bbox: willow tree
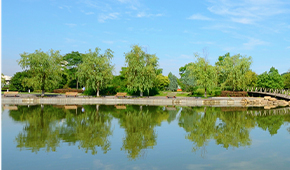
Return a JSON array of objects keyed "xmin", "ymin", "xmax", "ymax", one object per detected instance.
[
  {"xmin": 18, "ymin": 49, "xmax": 63, "ymax": 96},
  {"xmin": 188, "ymin": 53, "xmax": 217, "ymax": 97},
  {"xmin": 215, "ymin": 53, "xmax": 252, "ymax": 90},
  {"xmin": 77, "ymin": 48, "xmax": 114, "ymax": 97},
  {"xmin": 1, "ymin": 73, "xmax": 5, "ymax": 87},
  {"xmin": 125, "ymin": 45, "xmax": 159, "ymax": 96}
]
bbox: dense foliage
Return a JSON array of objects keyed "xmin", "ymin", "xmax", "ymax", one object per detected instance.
[
  {"xmin": 18, "ymin": 49, "xmax": 63, "ymax": 96},
  {"xmin": 256, "ymin": 67, "xmax": 284, "ymax": 89},
  {"xmin": 125, "ymin": 45, "xmax": 159, "ymax": 96},
  {"xmin": 12, "ymin": 47, "xmax": 288, "ymax": 96}
]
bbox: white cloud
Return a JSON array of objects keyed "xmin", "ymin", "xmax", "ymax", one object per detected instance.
[
  {"xmin": 102, "ymin": 40, "xmax": 114, "ymax": 44},
  {"xmin": 190, "ymin": 41, "xmax": 215, "ymax": 45},
  {"xmin": 81, "ymin": 10, "xmax": 94, "ymax": 15},
  {"xmin": 136, "ymin": 12, "xmax": 164, "ymax": 18},
  {"xmin": 65, "ymin": 38, "xmax": 76, "ymax": 43},
  {"xmin": 64, "ymin": 23, "xmax": 77, "ymax": 27},
  {"xmin": 98, "ymin": 12, "xmax": 120, "ymax": 22},
  {"xmin": 187, "ymin": 14, "xmax": 212, "ymax": 21},
  {"xmin": 118, "ymin": 0, "xmax": 140, "ymax": 10},
  {"xmin": 231, "ymin": 17, "xmax": 253, "ymax": 24},
  {"xmin": 243, "ymin": 38, "xmax": 268, "ymax": 50},
  {"xmin": 207, "ymin": 0, "xmax": 289, "ymax": 24}
]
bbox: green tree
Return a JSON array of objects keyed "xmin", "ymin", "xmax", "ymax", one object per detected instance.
[
  {"xmin": 244, "ymin": 70, "xmax": 258, "ymax": 87},
  {"xmin": 179, "ymin": 63, "xmax": 195, "ymax": 91},
  {"xmin": 256, "ymin": 67, "xmax": 284, "ymax": 89},
  {"xmin": 63, "ymin": 51, "xmax": 83, "ymax": 89},
  {"xmin": 168, "ymin": 72, "xmax": 178, "ymax": 91},
  {"xmin": 1, "ymin": 73, "xmax": 6, "ymax": 87},
  {"xmin": 155, "ymin": 74, "xmax": 169, "ymax": 91},
  {"xmin": 18, "ymin": 49, "xmax": 63, "ymax": 96},
  {"xmin": 77, "ymin": 48, "xmax": 114, "ymax": 97},
  {"xmin": 215, "ymin": 53, "xmax": 252, "ymax": 90},
  {"xmin": 125, "ymin": 45, "xmax": 159, "ymax": 96},
  {"xmin": 9, "ymin": 71, "xmax": 33, "ymax": 92},
  {"xmin": 189, "ymin": 53, "xmax": 217, "ymax": 97},
  {"xmin": 282, "ymin": 72, "xmax": 290, "ymax": 89}
]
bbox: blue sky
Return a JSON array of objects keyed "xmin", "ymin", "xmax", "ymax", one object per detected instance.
[{"xmin": 2, "ymin": 0, "xmax": 290, "ymax": 77}]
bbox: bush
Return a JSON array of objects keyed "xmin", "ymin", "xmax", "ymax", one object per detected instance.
[{"xmin": 53, "ymin": 89, "xmax": 83, "ymax": 93}]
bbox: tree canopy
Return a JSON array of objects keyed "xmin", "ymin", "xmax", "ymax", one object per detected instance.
[
  {"xmin": 215, "ymin": 53, "xmax": 252, "ymax": 90},
  {"xmin": 188, "ymin": 53, "xmax": 217, "ymax": 97},
  {"xmin": 168, "ymin": 72, "xmax": 178, "ymax": 91},
  {"xmin": 256, "ymin": 67, "xmax": 284, "ymax": 89},
  {"xmin": 125, "ymin": 45, "xmax": 159, "ymax": 96},
  {"xmin": 63, "ymin": 51, "xmax": 83, "ymax": 89},
  {"xmin": 18, "ymin": 49, "xmax": 63, "ymax": 96},
  {"xmin": 77, "ymin": 48, "xmax": 114, "ymax": 97}
]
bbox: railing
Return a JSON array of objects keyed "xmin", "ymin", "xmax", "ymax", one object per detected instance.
[{"xmin": 245, "ymin": 87, "xmax": 290, "ymax": 99}]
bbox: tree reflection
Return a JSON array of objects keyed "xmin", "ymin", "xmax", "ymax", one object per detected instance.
[
  {"xmin": 179, "ymin": 107, "xmax": 256, "ymax": 156},
  {"xmin": 117, "ymin": 106, "xmax": 170, "ymax": 160},
  {"xmin": 8, "ymin": 104, "xmax": 290, "ymax": 158},
  {"xmin": 10, "ymin": 105, "xmax": 66, "ymax": 153},
  {"xmin": 9, "ymin": 105, "xmax": 112, "ymax": 155}
]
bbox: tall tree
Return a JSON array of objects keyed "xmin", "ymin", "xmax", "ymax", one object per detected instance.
[
  {"xmin": 125, "ymin": 45, "xmax": 159, "ymax": 96},
  {"xmin": 282, "ymin": 72, "xmax": 290, "ymax": 89},
  {"xmin": 179, "ymin": 63, "xmax": 195, "ymax": 91},
  {"xmin": 77, "ymin": 48, "xmax": 114, "ymax": 97},
  {"xmin": 9, "ymin": 71, "xmax": 33, "ymax": 92},
  {"xmin": 256, "ymin": 67, "xmax": 284, "ymax": 89},
  {"xmin": 215, "ymin": 53, "xmax": 252, "ymax": 90},
  {"xmin": 168, "ymin": 72, "xmax": 178, "ymax": 91},
  {"xmin": 244, "ymin": 70, "xmax": 258, "ymax": 87},
  {"xmin": 189, "ymin": 53, "xmax": 217, "ymax": 97},
  {"xmin": 155, "ymin": 74, "xmax": 169, "ymax": 91},
  {"xmin": 18, "ymin": 49, "xmax": 63, "ymax": 96},
  {"xmin": 1, "ymin": 73, "xmax": 6, "ymax": 87},
  {"xmin": 63, "ymin": 51, "xmax": 83, "ymax": 89}
]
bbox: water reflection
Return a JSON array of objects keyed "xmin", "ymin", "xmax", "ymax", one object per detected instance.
[{"xmin": 7, "ymin": 105, "xmax": 290, "ymax": 160}]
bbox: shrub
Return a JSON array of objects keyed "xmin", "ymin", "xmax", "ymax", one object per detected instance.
[{"xmin": 53, "ymin": 89, "xmax": 83, "ymax": 93}]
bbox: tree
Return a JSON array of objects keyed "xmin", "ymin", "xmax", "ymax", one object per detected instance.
[
  {"xmin": 179, "ymin": 63, "xmax": 195, "ymax": 91},
  {"xmin": 188, "ymin": 53, "xmax": 217, "ymax": 97},
  {"xmin": 77, "ymin": 48, "xmax": 114, "ymax": 97},
  {"xmin": 9, "ymin": 71, "xmax": 33, "ymax": 92},
  {"xmin": 125, "ymin": 45, "xmax": 159, "ymax": 96},
  {"xmin": 18, "ymin": 49, "xmax": 63, "ymax": 96},
  {"xmin": 1, "ymin": 73, "xmax": 6, "ymax": 87},
  {"xmin": 155, "ymin": 74, "xmax": 169, "ymax": 91},
  {"xmin": 282, "ymin": 73, "xmax": 290, "ymax": 89},
  {"xmin": 256, "ymin": 67, "xmax": 284, "ymax": 89},
  {"xmin": 215, "ymin": 53, "xmax": 252, "ymax": 90},
  {"xmin": 63, "ymin": 51, "xmax": 83, "ymax": 89},
  {"xmin": 244, "ymin": 70, "xmax": 258, "ymax": 87},
  {"xmin": 168, "ymin": 72, "xmax": 178, "ymax": 91}
]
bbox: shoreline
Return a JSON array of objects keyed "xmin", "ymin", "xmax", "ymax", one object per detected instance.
[{"xmin": 1, "ymin": 96, "xmax": 285, "ymax": 107}]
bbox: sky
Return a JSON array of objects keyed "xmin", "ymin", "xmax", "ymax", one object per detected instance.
[{"xmin": 2, "ymin": 0, "xmax": 290, "ymax": 77}]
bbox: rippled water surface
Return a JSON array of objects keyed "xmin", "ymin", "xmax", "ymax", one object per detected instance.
[{"xmin": 2, "ymin": 105, "xmax": 290, "ymax": 170}]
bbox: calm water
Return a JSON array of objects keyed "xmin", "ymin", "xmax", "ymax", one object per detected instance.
[{"xmin": 2, "ymin": 105, "xmax": 290, "ymax": 170}]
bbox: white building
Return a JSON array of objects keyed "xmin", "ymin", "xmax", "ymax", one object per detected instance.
[{"xmin": 2, "ymin": 75, "xmax": 12, "ymax": 85}]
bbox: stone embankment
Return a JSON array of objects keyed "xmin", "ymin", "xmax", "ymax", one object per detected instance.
[
  {"xmin": 2, "ymin": 96, "xmax": 290, "ymax": 108},
  {"xmin": 241, "ymin": 96, "xmax": 290, "ymax": 109}
]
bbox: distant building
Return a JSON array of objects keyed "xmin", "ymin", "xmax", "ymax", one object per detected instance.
[{"xmin": 2, "ymin": 75, "xmax": 12, "ymax": 85}]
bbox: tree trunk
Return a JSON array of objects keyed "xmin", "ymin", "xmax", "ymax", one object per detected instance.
[
  {"xmin": 140, "ymin": 91, "xmax": 143, "ymax": 97},
  {"xmin": 97, "ymin": 83, "xmax": 100, "ymax": 97},
  {"xmin": 42, "ymin": 89, "xmax": 45, "ymax": 97},
  {"xmin": 76, "ymin": 77, "xmax": 78, "ymax": 89},
  {"xmin": 204, "ymin": 87, "xmax": 207, "ymax": 98},
  {"xmin": 41, "ymin": 75, "xmax": 45, "ymax": 97}
]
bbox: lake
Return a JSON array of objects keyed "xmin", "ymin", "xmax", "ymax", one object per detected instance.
[{"xmin": 2, "ymin": 105, "xmax": 290, "ymax": 170}]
